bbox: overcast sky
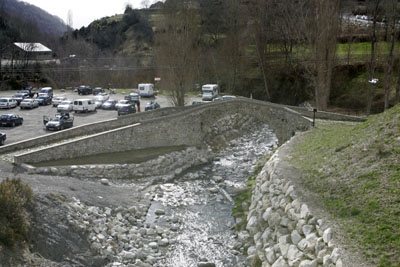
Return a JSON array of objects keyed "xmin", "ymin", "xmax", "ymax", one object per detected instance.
[{"xmin": 22, "ymin": 0, "xmax": 151, "ymax": 29}]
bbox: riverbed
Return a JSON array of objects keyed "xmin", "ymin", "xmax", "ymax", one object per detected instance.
[{"xmin": 148, "ymin": 123, "xmax": 278, "ymax": 267}]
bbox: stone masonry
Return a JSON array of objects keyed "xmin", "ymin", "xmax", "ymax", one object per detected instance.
[{"xmin": 244, "ymin": 143, "xmax": 344, "ymax": 267}]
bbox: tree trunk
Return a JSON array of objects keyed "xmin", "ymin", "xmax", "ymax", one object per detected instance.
[
  {"xmin": 313, "ymin": 0, "xmax": 339, "ymax": 111},
  {"xmin": 383, "ymin": 0, "xmax": 396, "ymax": 111},
  {"xmin": 366, "ymin": 0, "xmax": 381, "ymax": 115},
  {"xmin": 366, "ymin": 11, "xmax": 378, "ymax": 114}
]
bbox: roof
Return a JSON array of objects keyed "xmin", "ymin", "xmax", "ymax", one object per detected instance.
[{"xmin": 14, "ymin": 43, "xmax": 52, "ymax": 53}]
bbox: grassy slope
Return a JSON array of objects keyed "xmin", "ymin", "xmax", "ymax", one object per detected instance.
[{"xmin": 291, "ymin": 105, "xmax": 400, "ymax": 267}]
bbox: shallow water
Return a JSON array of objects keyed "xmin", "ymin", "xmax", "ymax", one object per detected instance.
[{"xmin": 149, "ymin": 124, "xmax": 278, "ymax": 267}]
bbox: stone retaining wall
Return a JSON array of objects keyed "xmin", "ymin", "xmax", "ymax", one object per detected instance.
[
  {"xmin": 30, "ymin": 147, "xmax": 214, "ymax": 180},
  {"xmin": 245, "ymin": 143, "xmax": 344, "ymax": 267}
]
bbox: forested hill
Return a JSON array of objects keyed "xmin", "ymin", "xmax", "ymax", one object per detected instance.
[
  {"xmin": 70, "ymin": 6, "xmax": 154, "ymax": 55},
  {"xmin": 1, "ymin": 0, "xmax": 67, "ymax": 38}
]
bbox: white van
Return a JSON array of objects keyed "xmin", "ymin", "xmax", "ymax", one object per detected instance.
[
  {"xmin": 0, "ymin": 97, "xmax": 17, "ymax": 109},
  {"xmin": 202, "ymin": 84, "xmax": 219, "ymax": 101},
  {"xmin": 138, "ymin": 83, "xmax": 154, "ymax": 97},
  {"xmin": 73, "ymin": 99, "xmax": 96, "ymax": 113},
  {"xmin": 40, "ymin": 87, "xmax": 53, "ymax": 98}
]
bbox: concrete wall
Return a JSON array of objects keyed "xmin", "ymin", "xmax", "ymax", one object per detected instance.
[{"xmin": 14, "ymin": 99, "xmax": 313, "ymax": 165}]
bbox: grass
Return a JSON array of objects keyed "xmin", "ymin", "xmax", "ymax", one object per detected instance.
[
  {"xmin": 337, "ymin": 41, "xmax": 400, "ymax": 56},
  {"xmin": 290, "ymin": 105, "xmax": 400, "ymax": 266},
  {"xmin": 232, "ymin": 153, "xmax": 274, "ymax": 232}
]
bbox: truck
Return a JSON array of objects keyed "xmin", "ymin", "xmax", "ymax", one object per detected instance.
[
  {"xmin": 138, "ymin": 83, "xmax": 154, "ymax": 97},
  {"xmin": 202, "ymin": 84, "xmax": 219, "ymax": 101}
]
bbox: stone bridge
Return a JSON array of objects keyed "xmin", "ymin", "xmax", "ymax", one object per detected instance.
[{"xmin": 5, "ymin": 98, "xmax": 364, "ymax": 166}]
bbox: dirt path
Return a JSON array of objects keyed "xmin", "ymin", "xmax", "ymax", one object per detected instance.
[{"xmin": 276, "ymin": 133, "xmax": 374, "ymax": 267}]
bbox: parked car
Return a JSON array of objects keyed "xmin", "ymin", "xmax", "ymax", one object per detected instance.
[
  {"xmin": 94, "ymin": 92, "xmax": 109, "ymax": 102},
  {"xmin": 77, "ymin": 85, "xmax": 92, "ymax": 95},
  {"xmin": 52, "ymin": 96, "xmax": 68, "ymax": 107},
  {"xmin": 95, "ymin": 100, "xmax": 105, "ymax": 109},
  {"xmin": 40, "ymin": 87, "xmax": 53, "ymax": 98},
  {"xmin": 43, "ymin": 113, "xmax": 74, "ymax": 131},
  {"xmin": 0, "ymin": 114, "xmax": 23, "ymax": 127},
  {"xmin": 213, "ymin": 95, "xmax": 237, "ymax": 101},
  {"xmin": 12, "ymin": 93, "xmax": 27, "ymax": 105},
  {"xmin": 124, "ymin": 93, "xmax": 140, "ymax": 104},
  {"xmin": 36, "ymin": 95, "xmax": 52, "ymax": 105},
  {"xmin": 145, "ymin": 101, "xmax": 160, "ymax": 111},
  {"xmin": 20, "ymin": 99, "xmax": 39, "ymax": 109},
  {"xmin": 117, "ymin": 104, "xmax": 136, "ymax": 116},
  {"xmin": 102, "ymin": 99, "xmax": 118, "ymax": 110},
  {"xmin": 57, "ymin": 100, "xmax": 74, "ymax": 113},
  {"xmin": 19, "ymin": 88, "xmax": 36, "ymax": 98},
  {"xmin": 115, "ymin": 99, "xmax": 130, "ymax": 109},
  {"xmin": 0, "ymin": 98, "xmax": 17, "ymax": 109},
  {"xmin": 93, "ymin": 87, "xmax": 105, "ymax": 95},
  {"xmin": 191, "ymin": 101, "xmax": 208, "ymax": 105},
  {"xmin": 0, "ymin": 132, "xmax": 5, "ymax": 145}
]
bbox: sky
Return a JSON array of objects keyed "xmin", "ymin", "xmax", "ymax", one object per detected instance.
[{"xmin": 22, "ymin": 0, "xmax": 149, "ymax": 29}]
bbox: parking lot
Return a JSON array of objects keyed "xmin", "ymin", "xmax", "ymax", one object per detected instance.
[{"xmin": 0, "ymin": 90, "xmax": 201, "ymax": 145}]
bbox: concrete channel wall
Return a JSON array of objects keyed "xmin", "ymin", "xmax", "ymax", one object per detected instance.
[{"xmin": 14, "ymin": 99, "xmax": 313, "ymax": 165}]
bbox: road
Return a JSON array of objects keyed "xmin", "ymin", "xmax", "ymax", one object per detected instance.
[{"xmin": 0, "ymin": 90, "xmax": 201, "ymax": 145}]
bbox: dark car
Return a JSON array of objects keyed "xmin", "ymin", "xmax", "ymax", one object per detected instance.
[
  {"xmin": 124, "ymin": 93, "xmax": 140, "ymax": 104},
  {"xmin": 0, "ymin": 132, "xmax": 6, "ymax": 145},
  {"xmin": 145, "ymin": 101, "xmax": 160, "ymax": 111},
  {"xmin": 37, "ymin": 95, "xmax": 52, "ymax": 105},
  {"xmin": 77, "ymin": 85, "xmax": 92, "ymax": 95},
  {"xmin": 93, "ymin": 87, "xmax": 105, "ymax": 95},
  {"xmin": 117, "ymin": 104, "xmax": 136, "ymax": 116},
  {"xmin": 19, "ymin": 88, "xmax": 36, "ymax": 98},
  {"xmin": 43, "ymin": 113, "xmax": 74, "ymax": 131},
  {"xmin": 101, "ymin": 99, "xmax": 118, "ymax": 110},
  {"xmin": 0, "ymin": 114, "xmax": 23, "ymax": 127},
  {"xmin": 12, "ymin": 93, "xmax": 28, "ymax": 105}
]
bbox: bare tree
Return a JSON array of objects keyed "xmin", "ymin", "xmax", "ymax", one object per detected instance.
[
  {"xmin": 246, "ymin": 0, "xmax": 271, "ymax": 100},
  {"xmin": 141, "ymin": 0, "xmax": 150, "ymax": 9},
  {"xmin": 292, "ymin": 0, "xmax": 340, "ymax": 111},
  {"xmin": 155, "ymin": 0, "xmax": 200, "ymax": 106},
  {"xmin": 366, "ymin": 0, "xmax": 382, "ymax": 114},
  {"xmin": 383, "ymin": 0, "xmax": 396, "ymax": 110},
  {"xmin": 217, "ymin": 0, "xmax": 246, "ymax": 93}
]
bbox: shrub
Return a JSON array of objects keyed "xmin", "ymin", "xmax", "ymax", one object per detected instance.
[{"xmin": 0, "ymin": 178, "xmax": 33, "ymax": 247}]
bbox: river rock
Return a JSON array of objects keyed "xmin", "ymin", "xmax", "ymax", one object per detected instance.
[
  {"xmin": 154, "ymin": 209, "xmax": 166, "ymax": 216},
  {"xmin": 271, "ymin": 256, "xmax": 289, "ymax": 267},
  {"xmin": 299, "ymin": 259, "xmax": 317, "ymax": 267},
  {"xmin": 209, "ymin": 187, "xmax": 219, "ymax": 193},
  {"xmin": 100, "ymin": 178, "xmax": 110, "ymax": 186},
  {"xmin": 323, "ymin": 228, "xmax": 333, "ymax": 243}
]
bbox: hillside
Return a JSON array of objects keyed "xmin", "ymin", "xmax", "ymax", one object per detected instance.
[
  {"xmin": 1, "ymin": 0, "xmax": 67, "ymax": 37},
  {"xmin": 72, "ymin": 6, "xmax": 153, "ymax": 56},
  {"xmin": 291, "ymin": 105, "xmax": 400, "ymax": 266}
]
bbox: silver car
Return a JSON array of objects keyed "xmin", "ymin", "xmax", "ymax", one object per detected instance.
[
  {"xmin": 52, "ymin": 96, "xmax": 67, "ymax": 107},
  {"xmin": 0, "ymin": 98, "xmax": 17, "ymax": 109},
  {"xmin": 57, "ymin": 100, "xmax": 74, "ymax": 112},
  {"xmin": 20, "ymin": 99, "xmax": 39, "ymax": 109}
]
